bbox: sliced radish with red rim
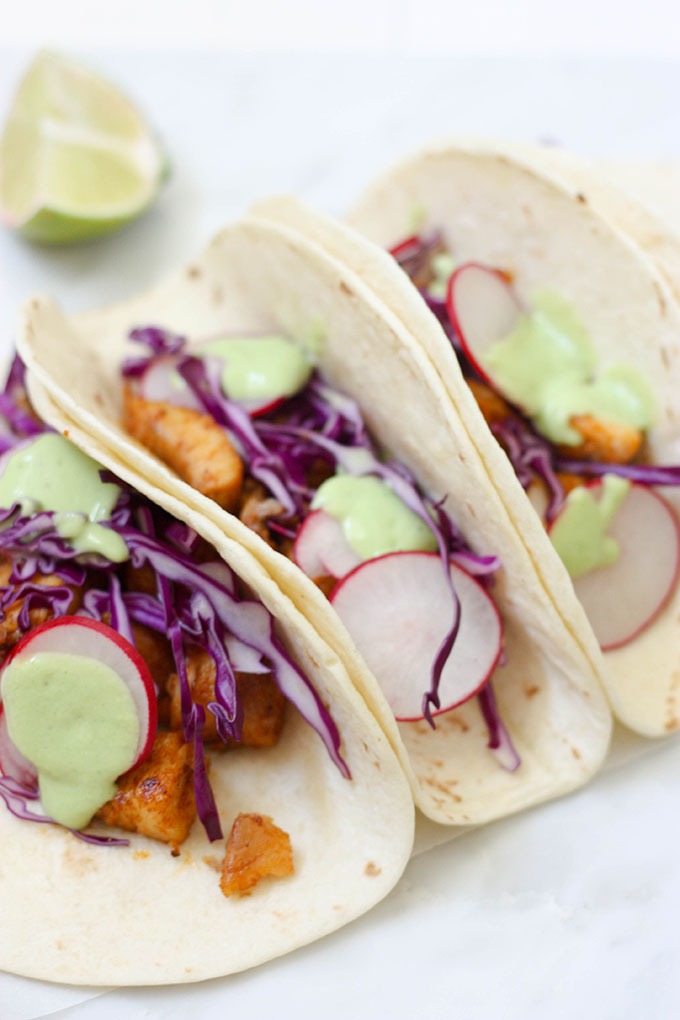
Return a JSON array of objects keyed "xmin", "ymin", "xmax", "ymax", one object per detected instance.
[
  {"xmin": 548, "ymin": 481, "xmax": 680, "ymax": 651},
  {"xmin": 330, "ymin": 551, "xmax": 502, "ymax": 721},
  {"xmin": 137, "ymin": 355, "xmax": 201, "ymax": 411},
  {"xmin": 447, "ymin": 262, "xmax": 522, "ymax": 386},
  {"xmin": 138, "ymin": 349, "xmax": 287, "ymax": 419},
  {"xmin": 294, "ymin": 509, "xmax": 362, "ymax": 580},
  {"xmin": 0, "ymin": 616, "xmax": 157, "ymax": 774},
  {"xmin": 389, "ymin": 235, "xmax": 424, "ymax": 261}
]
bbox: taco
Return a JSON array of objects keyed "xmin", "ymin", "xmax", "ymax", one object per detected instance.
[
  {"xmin": 339, "ymin": 138, "xmax": 680, "ymax": 737},
  {"xmin": 19, "ymin": 209, "xmax": 611, "ymax": 831},
  {"xmin": 0, "ymin": 356, "xmax": 414, "ymax": 985}
]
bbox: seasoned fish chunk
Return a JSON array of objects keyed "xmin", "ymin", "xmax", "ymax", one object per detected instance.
[
  {"xmin": 238, "ymin": 477, "xmax": 284, "ymax": 544},
  {"xmin": 567, "ymin": 414, "xmax": 643, "ymax": 464},
  {"xmin": 220, "ymin": 813, "xmax": 294, "ymax": 897},
  {"xmin": 131, "ymin": 622, "xmax": 175, "ymax": 692},
  {"xmin": 0, "ymin": 561, "xmax": 81, "ymax": 655},
  {"xmin": 468, "ymin": 378, "xmax": 516, "ymax": 427},
  {"xmin": 96, "ymin": 731, "xmax": 196, "ymax": 852},
  {"xmin": 469, "ymin": 379, "xmax": 643, "ymax": 466},
  {"xmin": 123, "ymin": 385, "xmax": 244, "ymax": 510},
  {"xmin": 167, "ymin": 648, "xmax": 286, "ymax": 747}
]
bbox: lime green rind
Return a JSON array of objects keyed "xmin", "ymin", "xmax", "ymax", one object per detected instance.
[
  {"xmin": 0, "ymin": 51, "xmax": 169, "ymax": 246},
  {"xmin": 9, "ymin": 198, "xmax": 157, "ymax": 245}
]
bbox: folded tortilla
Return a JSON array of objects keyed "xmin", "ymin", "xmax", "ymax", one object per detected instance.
[
  {"xmin": 0, "ymin": 380, "xmax": 415, "ymax": 986},
  {"xmin": 340, "ymin": 138, "xmax": 680, "ymax": 737},
  {"xmin": 19, "ymin": 209, "xmax": 611, "ymax": 833}
]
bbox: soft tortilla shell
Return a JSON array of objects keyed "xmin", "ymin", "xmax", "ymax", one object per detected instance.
[
  {"xmin": 19, "ymin": 212, "xmax": 610, "ymax": 827},
  {"xmin": 331, "ymin": 141, "xmax": 680, "ymax": 737},
  {"xmin": 0, "ymin": 381, "xmax": 414, "ymax": 986}
]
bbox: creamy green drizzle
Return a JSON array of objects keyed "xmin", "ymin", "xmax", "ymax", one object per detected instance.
[
  {"xmin": 3, "ymin": 652, "xmax": 139, "ymax": 828},
  {"xmin": 0, "ymin": 434, "xmax": 128, "ymax": 562},
  {"xmin": 483, "ymin": 291, "xmax": 655, "ymax": 444},
  {"xmin": 408, "ymin": 202, "xmax": 427, "ymax": 234},
  {"xmin": 312, "ymin": 475, "xmax": 437, "ymax": 560},
  {"xmin": 550, "ymin": 475, "xmax": 630, "ymax": 578},
  {"xmin": 201, "ymin": 335, "xmax": 313, "ymax": 402},
  {"xmin": 428, "ymin": 253, "xmax": 456, "ymax": 300}
]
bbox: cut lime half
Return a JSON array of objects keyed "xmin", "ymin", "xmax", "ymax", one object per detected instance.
[{"xmin": 0, "ymin": 51, "xmax": 167, "ymax": 244}]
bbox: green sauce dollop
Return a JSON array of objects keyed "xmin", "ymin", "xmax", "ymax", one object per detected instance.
[
  {"xmin": 428, "ymin": 253, "xmax": 457, "ymax": 300},
  {"xmin": 3, "ymin": 651, "xmax": 139, "ymax": 829},
  {"xmin": 549, "ymin": 475, "xmax": 630, "ymax": 579},
  {"xmin": 483, "ymin": 291, "xmax": 655, "ymax": 444},
  {"xmin": 312, "ymin": 475, "xmax": 437, "ymax": 560},
  {"xmin": 0, "ymin": 434, "xmax": 128, "ymax": 562},
  {"xmin": 201, "ymin": 335, "xmax": 313, "ymax": 403}
]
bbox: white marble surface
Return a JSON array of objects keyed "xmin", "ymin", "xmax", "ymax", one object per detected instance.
[{"xmin": 2, "ymin": 49, "xmax": 680, "ymax": 1020}]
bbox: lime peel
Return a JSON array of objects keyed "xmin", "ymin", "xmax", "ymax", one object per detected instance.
[{"xmin": 0, "ymin": 51, "xmax": 167, "ymax": 244}]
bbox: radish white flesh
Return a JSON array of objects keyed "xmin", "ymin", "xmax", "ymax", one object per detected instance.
[
  {"xmin": 0, "ymin": 703, "xmax": 37, "ymax": 787},
  {"xmin": 138, "ymin": 356, "xmax": 201, "ymax": 411},
  {"xmin": 239, "ymin": 395, "xmax": 286, "ymax": 418},
  {"xmin": 294, "ymin": 509, "xmax": 362, "ymax": 579},
  {"xmin": 551, "ymin": 483, "xmax": 680, "ymax": 651},
  {"xmin": 0, "ymin": 617, "xmax": 157, "ymax": 770},
  {"xmin": 330, "ymin": 552, "xmax": 502, "ymax": 721},
  {"xmin": 447, "ymin": 263, "xmax": 522, "ymax": 384},
  {"xmin": 139, "ymin": 353, "xmax": 284, "ymax": 418}
]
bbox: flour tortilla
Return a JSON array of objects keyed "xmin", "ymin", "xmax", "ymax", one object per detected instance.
[
  {"xmin": 340, "ymin": 138, "xmax": 680, "ymax": 736},
  {"xmin": 0, "ymin": 379, "xmax": 415, "ymax": 986},
  {"xmin": 497, "ymin": 143, "xmax": 680, "ymax": 307},
  {"xmin": 19, "ymin": 211, "xmax": 611, "ymax": 831}
]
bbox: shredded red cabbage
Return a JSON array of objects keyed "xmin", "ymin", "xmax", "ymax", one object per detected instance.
[
  {"xmin": 491, "ymin": 417, "xmax": 567, "ymax": 522},
  {"xmin": 393, "ymin": 234, "xmax": 680, "ymax": 499},
  {"xmin": 0, "ymin": 775, "xmax": 129, "ymax": 847},
  {"xmin": 477, "ymin": 683, "xmax": 521, "ymax": 771},
  {"xmin": 554, "ymin": 457, "xmax": 680, "ymax": 486},
  {"xmin": 124, "ymin": 327, "xmax": 514, "ymax": 761},
  {"xmin": 0, "ymin": 357, "xmax": 348, "ymax": 844}
]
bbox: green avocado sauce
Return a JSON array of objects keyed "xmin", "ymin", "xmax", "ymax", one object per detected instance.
[
  {"xmin": 0, "ymin": 434, "xmax": 128, "ymax": 562},
  {"xmin": 549, "ymin": 475, "xmax": 630, "ymax": 579},
  {"xmin": 312, "ymin": 475, "xmax": 437, "ymax": 560},
  {"xmin": 428, "ymin": 253, "xmax": 457, "ymax": 300},
  {"xmin": 3, "ymin": 652, "xmax": 139, "ymax": 829},
  {"xmin": 482, "ymin": 291, "xmax": 655, "ymax": 445},
  {"xmin": 201, "ymin": 334, "xmax": 313, "ymax": 402}
]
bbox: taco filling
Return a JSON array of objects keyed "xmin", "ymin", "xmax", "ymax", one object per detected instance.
[
  {"xmin": 390, "ymin": 233, "xmax": 680, "ymax": 651},
  {"xmin": 119, "ymin": 326, "xmax": 520, "ymax": 770},
  {"xmin": 0, "ymin": 355, "xmax": 343, "ymax": 891}
]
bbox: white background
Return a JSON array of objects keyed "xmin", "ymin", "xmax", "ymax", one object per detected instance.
[
  {"xmin": 2, "ymin": 8, "xmax": 680, "ymax": 1019},
  {"xmin": 2, "ymin": 0, "xmax": 680, "ymax": 56}
]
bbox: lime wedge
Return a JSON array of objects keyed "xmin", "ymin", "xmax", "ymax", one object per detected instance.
[{"xmin": 0, "ymin": 51, "xmax": 167, "ymax": 244}]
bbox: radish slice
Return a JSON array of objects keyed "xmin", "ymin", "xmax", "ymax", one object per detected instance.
[
  {"xmin": 549, "ymin": 482, "xmax": 680, "ymax": 651},
  {"xmin": 138, "ymin": 352, "xmax": 285, "ymax": 419},
  {"xmin": 330, "ymin": 552, "xmax": 503, "ymax": 721},
  {"xmin": 447, "ymin": 263, "xmax": 522, "ymax": 384},
  {"xmin": 0, "ymin": 617, "xmax": 157, "ymax": 771},
  {"xmin": 294, "ymin": 509, "xmax": 362, "ymax": 580},
  {"xmin": 238, "ymin": 395, "xmax": 286, "ymax": 419},
  {"xmin": 138, "ymin": 355, "xmax": 201, "ymax": 411},
  {"xmin": 0, "ymin": 703, "xmax": 37, "ymax": 787},
  {"xmin": 389, "ymin": 235, "xmax": 423, "ymax": 260}
]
